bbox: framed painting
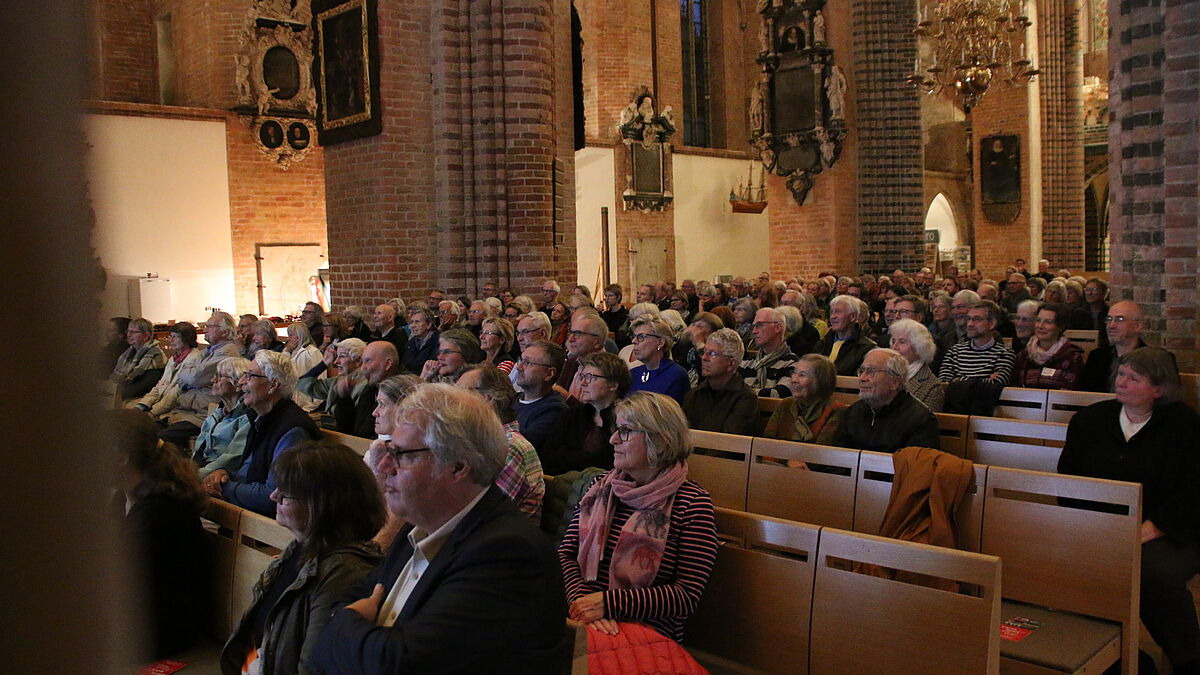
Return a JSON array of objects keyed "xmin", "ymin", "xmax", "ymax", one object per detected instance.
[{"xmin": 313, "ymin": 0, "xmax": 382, "ymax": 145}]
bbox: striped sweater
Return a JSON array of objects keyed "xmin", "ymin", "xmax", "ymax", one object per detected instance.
[
  {"xmin": 938, "ymin": 338, "xmax": 1016, "ymax": 385},
  {"xmin": 558, "ymin": 477, "xmax": 719, "ymax": 642}
]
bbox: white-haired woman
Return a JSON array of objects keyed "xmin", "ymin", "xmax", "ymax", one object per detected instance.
[
  {"xmin": 193, "ymin": 356, "xmax": 254, "ymax": 478},
  {"xmin": 202, "ymin": 351, "xmax": 319, "ymax": 516},
  {"xmin": 628, "ymin": 316, "xmax": 690, "ymax": 403},
  {"xmin": 814, "ymin": 295, "xmax": 877, "ymax": 376},
  {"xmin": 617, "ymin": 302, "xmax": 662, "ymax": 364},
  {"xmin": 284, "ymin": 321, "xmax": 324, "ymax": 411},
  {"xmin": 888, "ymin": 318, "xmax": 945, "ymax": 412},
  {"xmin": 559, "ymin": 392, "xmax": 718, "ymax": 642}
]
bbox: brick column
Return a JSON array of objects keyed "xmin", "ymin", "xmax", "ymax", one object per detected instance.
[
  {"xmin": 1037, "ymin": 0, "xmax": 1086, "ymax": 270},
  {"xmin": 1108, "ymin": 0, "xmax": 1200, "ymax": 371}
]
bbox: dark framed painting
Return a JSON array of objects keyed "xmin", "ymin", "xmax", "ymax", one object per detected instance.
[
  {"xmin": 312, "ymin": 0, "xmax": 382, "ymax": 145},
  {"xmin": 981, "ymin": 134, "xmax": 1021, "ymax": 222}
]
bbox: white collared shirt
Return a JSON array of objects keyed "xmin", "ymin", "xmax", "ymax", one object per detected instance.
[{"xmin": 376, "ymin": 487, "xmax": 489, "ymax": 627}]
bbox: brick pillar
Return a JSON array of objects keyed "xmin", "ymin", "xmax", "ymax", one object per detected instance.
[
  {"xmin": 971, "ymin": 84, "xmax": 1037, "ymax": 278},
  {"xmin": 94, "ymin": 0, "xmax": 158, "ymax": 103},
  {"xmin": 851, "ymin": 0, "xmax": 925, "ymax": 275},
  {"xmin": 325, "ymin": 0, "xmax": 574, "ymax": 305},
  {"xmin": 1037, "ymin": 0, "xmax": 1086, "ymax": 270},
  {"xmin": 1108, "ymin": 0, "xmax": 1200, "ymax": 371}
]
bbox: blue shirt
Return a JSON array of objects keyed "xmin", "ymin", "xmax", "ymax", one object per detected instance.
[{"xmin": 629, "ymin": 359, "xmax": 690, "ymax": 403}]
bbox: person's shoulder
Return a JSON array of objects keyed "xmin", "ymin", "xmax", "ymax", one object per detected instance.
[{"xmin": 678, "ymin": 479, "xmax": 712, "ymax": 502}]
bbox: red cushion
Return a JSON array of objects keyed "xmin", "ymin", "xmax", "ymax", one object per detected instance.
[{"xmin": 586, "ymin": 622, "xmax": 709, "ymax": 675}]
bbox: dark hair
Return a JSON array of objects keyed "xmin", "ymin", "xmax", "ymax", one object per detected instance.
[
  {"xmin": 579, "ymin": 351, "xmax": 632, "ymax": 397},
  {"xmin": 968, "ymin": 300, "xmax": 1003, "ymax": 323},
  {"xmin": 1038, "ymin": 302, "xmax": 1070, "ymax": 335},
  {"xmin": 273, "ymin": 440, "xmax": 386, "ymax": 560},
  {"xmin": 169, "ymin": 321, "xmax": 199, "ymax": 348},
  {"xmin": 1118, "ymin": 347, "xmax": 1181, "ymax": 404},
  {"xmin": 110, "ymin": 410, "xmax": 206, "ymax": 513},
  {"xmin": 897, "ymin": 295, "xmax": 928, "ymax": 322},
  {"xmin": 110, "ymin": 317, "xmax": 132, "ymax": 339},
  {"xmin": 525, "ymin": 339, "xmax": 566, "ymax": 374}
]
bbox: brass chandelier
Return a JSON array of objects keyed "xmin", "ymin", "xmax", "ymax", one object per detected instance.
[{"xmin": 907, "ymin": 0, "xmax": 1041, "ymax": 110}]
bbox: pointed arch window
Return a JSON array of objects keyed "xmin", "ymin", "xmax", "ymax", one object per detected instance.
[{"xmin": 680, "ymin": 0, "xmax": 710, "ymax": 147}]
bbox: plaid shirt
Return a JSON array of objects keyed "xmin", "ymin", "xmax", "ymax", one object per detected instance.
[{"xmin": 495, "ymin": 421, "xmax": 545, "ymax": 524}]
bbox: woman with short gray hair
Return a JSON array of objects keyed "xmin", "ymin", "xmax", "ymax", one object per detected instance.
[
  {"xmin": 888, "ymin": 318, "xmax": 944, "ymax": 412},
  {"xmin": 629, "ymin": 315, "xmax": 690, "ymax": 402},
  {"xmin": 193, "ymin": 356, "xmax": 254, "ymax": 478},
  {"xmin": 111, "ymin": 317, "xmax": 167, "ymax": 405},
  {"xmin": 480, "ymin": 316, "xmax": 517, "ymax": 372}
]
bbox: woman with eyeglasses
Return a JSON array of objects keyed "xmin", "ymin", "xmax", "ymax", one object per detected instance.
[
  {"xmin": 192, "ymin": 356, "xmax": 255, "ymax": 478},
  {"xmin": 544, "ymin": 351, "xmax": 631, "ymax": 474},
  {"xmin": 479, "ymin": 316, "xmax": 517, "ymax": 373},
  {"xmin": 110, "ymin": 316, "xmax": 167, "ymax": 406},
  {"xmin": 419, "ymin": 328, "xmax": 482, "ymax": 383},
  {"xmin": 1011, "ymin": 303, "xmax": 1084, "ymax": 390},
  {"xmin": 628, "ymin": 316, "xmax": 690, "ymax": 403},
  {"xmin": 221, "ymin": 440, "xmax": 385, "ymax": 675},
  {"xmin": 559, "ymin": 392, "xmax": 718, "ymax": 643}
]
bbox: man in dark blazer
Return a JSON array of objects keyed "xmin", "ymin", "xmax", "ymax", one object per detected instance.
[{"xmin": 310, "ymin": 384, "xmax": 568, "ymax": 674}]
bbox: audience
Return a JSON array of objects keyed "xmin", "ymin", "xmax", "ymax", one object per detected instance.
[
  {"xmin": 599, "ymin": 284, "xmax": 628, "ymax": 334},
  {"xmin": 949, "ymin": 289, "xmax": 980, "ymax": 343},
  {"xmin": 683, "ymin": 328, "xmax": 760, "ymax": 436},
  {"xmin": 419, "ymin": 328, "xmax": 481, "ymax": 383},
  {"xmin": 731, "ymin": 298, "xmax": 757, "ymax": 347},
  {"xmin": 1058, "ymin": 348, "xmax": 1200, "ymax": 674},
  {"xmin": 479, "ymin": 316, "xmax": 517, "ymax": 372},
  {"xmin": 110, "ymin": 317, "xmax": 167, "ymax": 405},
  {"xmin": 369, "ymin": 303, "xmax": 408, "ymax": 356},
  {"xmin": 545, "ymin": 351, "xmax": 630, "ymax": 474},
  {"xmin": 763, "ymin": 354, "xmax": 846, "ymax": 444},
  {"xmin": 560, "ymin": 310, "xmax": 610, "ymax": 394},
  {"xmin": 888, "ymin": 318, "xmax": 945, "ymax": 412},
  {"xmin": 283, "ymin": 321, "xmax": 325, "ymax": 412},
  {"xmin": 300, "ymin": 302, "xmax": 324, "ymax": 344},
  {"xmin": 100, "ymin": 317, "xmax": 132, "ymax": 378},
  {"xmin": 249, "ymin": 319, "xmax": 285, "ymax": 354},
  {"xmin": 628, "ymin": 316, "xmax": 690, "ymax": 403},
  {"xmin": 1011, "ymin": 299, "xmax": 1041, "ymax": 354},
  {"xmin": 1082, "ymin": 300, "xmax": 1147, "ymax": 393},
  {"xmin": 559, "ymin": 392, "xmax": 718, "ymax": 642},
  {"xmin": 814, "ymin": 296, "xmax": 876, "ymax": 376},
  {"xmin": 778, "ymin": 291, "xmax": 819, "ymax": 355},
  {"xmin": 401, "ymin": 306, "xmax": 439, "ymax": 374},
  {"xmin": 939, "ymin": 301, "xmax": 1015, "ymax": 388},
  {"xmin": 311, "ymin": 384, "xmax": 567, "ymax": 673},
  {"xmin": 221, "ymin": 440, "xmax": 385, "ymax": 675},
  {"xmin": 298, "ymin": 338, "xmax": 383, "ymax": 437},
  {"xmin": 192, "ymin": 356, "xmax": 253, "ymax": 479},
  {"xmin": 132, "ymin": 321, "xmax": 201, "ymax": 418},
  {"xmin": 738, "ymin": 307, "xmax": 799, "ymax": 398},
  {"xmin": 514, "ymin": 340, "xmax": 569, "ymax": 458},
  {"xmin": 511, "ymin": 311, "xmax": 552, "ymax": 380},
  {"xmin": 158, "ymin": 311, "xmax": 243, "ymax": 447},
  {"xmin": 835, "ymin": 348, "xmax": 939, "ymax": 452},
  {"xmin": 1012, "ymin": 302, "xmax": 1084, "ymax": 390},
  {"xmin": 1071, "ymin": 277, "xmax": 1109, "ymax": 331},
  {"xmin": 202, "ymin": 351, "xmax": 319, "ymax": 516}
]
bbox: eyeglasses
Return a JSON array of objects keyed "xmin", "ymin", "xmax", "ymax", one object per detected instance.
[
  {"xmin": 568, "ymin": 329, "xmax": 602, "ymax": 339},
  {"xmin": 1104, "ymin": 315, "xmax": 1135, "ymax": 324},
  {"xmin": 895, "ymin": 308, "xmax": 916, "ymax": 317},
  {"xmin": 437, "ymin": 348, "xmax": 462, "ymax": 356},
  {"xmin": 577, "ymin": 372, "xmax": 612, "ymax": 384},
  {"xmin": 243, "ymin": 372, "xmax": 269, "ymax": 380},
  {"xmin": 752, "ymin": 321, "xmax": 781, "ymax": 329},
  {"xmin": 631, "ymin": 333, "xmax": 661, "ymax": 343},
  {"xmin": 857, "ymin": 366, "xmax": 892, "ymax": 377},
  {"xmin": 383, "ymin": 442, "xmax": 431, "ymax": 462},
  {"xmin": 703, "ymin": 350, "xmax": 734, "ymax": 360},
  {"xmin": 613, "ymin": 426, "xmax": 646, "ymax": 442},
  {"xmin": 517, "ymin": 357, "xmax": 554, "ymax": 369},
  {"xmin": 480, "ymin": 330, "xmax": 502, "ymax": 338},
  {"xmin": 517, "ymin": 328, "xmax": 543, "ymax": 336}
]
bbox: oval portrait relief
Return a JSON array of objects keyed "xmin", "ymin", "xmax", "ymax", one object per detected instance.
[
  {"xmin": 262, "ymin": 46, "xmax": 301, "ymax": 100},
  {"xmin": 287, "ymin": 122, "xmax": 311, "ymax": 150},
  {"xmin": 259, "ymin": 120, "xmax": 284, "ymax": 149}
]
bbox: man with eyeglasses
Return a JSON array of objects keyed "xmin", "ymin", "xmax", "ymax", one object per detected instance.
[
  {"xmin": 558, "ymin": 311, "xmax": 608, "ymax": 393},
  {"xmin": 833, "ymin": 348, "xmax": 939, "ymax": 453},
  {"xmin": 312, "ymin": 384, "xmax": 568, "ymax": 673},
  {"xmin": 514, "ymin": 340, "xmax": 568, "ymax": 456},
  {"xmin": 738, "ymin": 307, "xmax": 799, "ymax": 398},
  {"xmin": 683, "ymin": 328, "xmax": 761, "ymax": 435},
  {"xmin": 1011, "ymin": 299, "xmax": 1041, "ymax": 354},
  {"xmin": 1081, "ymin": 300, "xmax": 1150, "ymax": 393},
  {"xmin": 950, "ymin": 289, "xmax": 981, "ymax": 343},
  {"xmin": 156, "ymin": 311, "xmax": 243, "ymax": 447},
  {"xmin": 939, "ymin": 300, "xmax": 1016, "ymax": 414}
]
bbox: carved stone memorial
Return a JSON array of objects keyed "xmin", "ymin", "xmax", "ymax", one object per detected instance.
[{"xmin": 617, "ymin": 88, "xmax": 676, "ymax": 213}]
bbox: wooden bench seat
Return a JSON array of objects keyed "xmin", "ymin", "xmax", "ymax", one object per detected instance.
[
  {"xmin": 747, "ymin": 437, "xmax": 860, "ymax": 529},
  {"xmin": 1045, "ymin": 389, "xmax": 1115, "ymax": 423},
  {"xmin": 230, "ymin": 508, "xmax": 295, "ymax": 629},
  {"xmin": 965, "ymin": 416, "xmax": 1068, "ymax": 473},
  {"xmin": 688, "ymin": 430, "xmax": 753, "ymax": 511}
]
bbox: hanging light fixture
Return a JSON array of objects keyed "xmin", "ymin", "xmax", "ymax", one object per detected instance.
[{"xmin": 906, "ymin": 0, "xmax": 1041, "ymax": 110}]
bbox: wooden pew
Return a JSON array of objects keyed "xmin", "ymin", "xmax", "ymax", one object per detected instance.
[
  {"xmin": 688, "ymin": 430, "xmax": 752, "ymax": 511},
  {"xmin": 980, "ymin": 466, "xmax": 1141, "ymax": 674},
  {"xmin": 851, "ymin": 450, "xmax": 987, "ymax": 553},
  {"xmin": 687, "ymin": 508, "xmax": 820, "ymax": 674},
  {"xmin": 809, "ymin": 528, "xmax": 1002, "ymax": 674},
  {"xmin": 1064, "ymin": 329, "xmax": 1101, "ymax": 357},
  {"xmin": 323, "ymin": 428, "xmax": 373, "ymax": 456},
  {"xmin": 832, "ymin": 375, "xmax": 859, "ymax": 405},
  {"xmin": 756, "ymin": 396, "xmax": 784, "ymax": 432},
  {"xmin": 994, "ymin": 387, "xmax": 1049, "ymax": 421},
  {"xmin": 201, "ymin": 499, "xmax": 243, "ymax": 641},
  {"xmin": 935, "ymin": 412, "xmax": 970, "ymax": 457},
  {"xmin": 1179, "ymin": 372, "xmax": 1199, "ymax": 413},
  {"xmin": 965, "ymin": 416, "xmax": 1068, "ymax": 473},
  {"xmin": 1045, "ymin": 389, "xmax": 1115, "ymax": 423},
  {"xmin": 747, "ymin": 438, "xmax": 860, "ymax": 528},
  {"xmin": 230, "ymin": 508, "xmax": 295, "ymax": 628}
]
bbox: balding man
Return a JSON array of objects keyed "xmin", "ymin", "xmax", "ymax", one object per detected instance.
[
  {"xmin": 738, "ymin": 307, "xmax": 798, "ymax": 398},
  {"xmin": 312, "ymin": 385, "xmax": 568, "ymax": 673},
  {"xmin": 300, "ymin": 339, "xmax": 400, "ymax": 437},
  {"xmin": 834, "ymin": 349, "xmax": 939, "ymax": 453},
  {"xmin": 157, "ymin": 311, "xmax": 243, "ymax": 447},
  {"xmin": 1081, "ymin": 300, "xmax": 1149, "ymax": 393},
  {"xmin": 369, "ymin": 303, "xmax": 408, "ymax": 356}
]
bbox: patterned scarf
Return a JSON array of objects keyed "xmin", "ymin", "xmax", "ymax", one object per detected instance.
[
  {"xmin": 1025, "ymin": 336, "xmax": 1068, "ymax": 366},
  {"xmin": 577, "ymin": 461, "xmax": 688, "ymax": 590}
]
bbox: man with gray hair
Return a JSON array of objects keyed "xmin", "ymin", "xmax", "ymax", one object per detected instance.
[
  {"xmin": 684, "ymin": 328, "xmax": 761, "ymax": 435},
  {"xmin": 950, "ymin": 289, "xmax": 981, "ymax": 343},
  {"xmin": 157, "ymin": 311, "xmax": 243, "ymax": 447},
  {"xmin": 540, "ymin": 279, "xmax": 561, "ymax": 314},
  {"xmin": 559, "ymin": 309, "xmax": 609, "ymax": 392},
  {"xmin": 833, "ymin": 348, "xmax": 939, "ymax": 453},
  {"xmin": 779, "ymin": 290, "xmax": 819, "ymax": 355},
  {"xmin": 738, "ymin": 307, "xmax": 798, "ymax": 398},
  {"xmin": 510, "ymin": 311, "xmax": 551, "ymax": 384},
  {"xmin": 202, "ymin": 350, "xmax": 318, "ymax": 515},
  {"xmin": 312, "ymin": 384, "xmax": 568, "ymax": 673}
]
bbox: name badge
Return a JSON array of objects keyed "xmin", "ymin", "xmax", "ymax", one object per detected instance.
[{"xmin": 1041, "ymin": 367, "xmax": 1056, "ymax": 378}]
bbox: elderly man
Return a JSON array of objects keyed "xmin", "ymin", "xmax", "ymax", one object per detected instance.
[
  {"xmin": 201, "ymin": 351, "xmax": 318, "ymax": 516},
  {"xmin": 634, "ymin": 283, "xmax": 655, "ymax": 305},
  {"xmin": 312, "ymin": 385, "xmax": 568, "ymax": 674},
  {"xmin": 509, "ymin": 311, "xmax": 551, "ymax": 383},
  {"xmin": 684, "ymin": 328, "xmax": 761, "ymax": 435},
  {"xmin": 738, "ymin": 307, "xmax": 798, "ymax": 398},
  {"xmin": 680, "ymin": 278, "xmax": 700, "ymax": 313},
  {"xmin": 950, "ymin": 289, "xmax": 981, "ymax": 342},
  {"xmin": 157, "ymin": 311, "xmax": 243, "ymax": 446},
  {"xmin": 540, "ymin": 279, "xmax": 560, "ymax": 313},
  {"xmin": 1081, "ymin": 300, "xmax": 1149, "ymax": 392},
  {"xmin": 1033, "ymin": 258, "xmax": 1055, "ymax": 283},
  {"xmin": 426, "ymin": 289, "xmax": 446, "ymax": 307},
  {"xmin": 464, "ymin": 299, "xmax": 491, "ymax": 338},
  {"xmin": 1011, "ymin": 299, "xmax": 1041, "ymax": 354},
  {"xmin": 514, "ymin": 340, "xmax": 568, "ymax": 456},
  {"xmin": 480, "ymin": 281, "xmax": 498, "ymax": 298},
  {"xmin": 369, "ymin": 303, "xmax": 408, "ymax": 356},
  {"xmin": 299, "ymin": 338, "xmax": 399, "ymax": 437},
  {"xmin": 301, "ymin": 302, "xmax": 324, "ymax": 342},
  {"xmin": 559, "ymin": 310, "xmax": 608, "ymax": 393},
  {"xmin": 833, "ymin": 348, "xmax": 940, "ymax": 453},
  {"xmin": 814, "ymin": 296, "xmax": 877, "ymax": 376},
  {"xmin": 779, "ymin": 289, "xmax": 820, "ymax": 354},
  {"xmin": 1002, "ymin": 273, "xmax": 1031, "ymax": 313},
  {"xmin": 435, "ymin": 300, "xmax": 461, "ymax": 332},
  {"xmin": 236, "ymin": 314, "xmax": 258, "ymax": 357}
]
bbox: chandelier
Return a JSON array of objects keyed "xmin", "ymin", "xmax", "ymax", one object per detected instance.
[{"xmin": 906, "ymin": 0, "xmax": 1040, "ymax": 110}]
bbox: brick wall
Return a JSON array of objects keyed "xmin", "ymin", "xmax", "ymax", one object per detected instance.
[
  {"xmin": 971, "ymin": 83, "xmax": 1035, "ymax": 278},
  {"xmin": 1108, "ymin": 0, "xmax": 1199, "ymax": 371},
  {"xmin": 94, "ymin": 0, "xmax": 158, "ymax": 102},
  {"xmin": 1038, "ymin": 0, "xmax": 1086, "ymax": 271}
]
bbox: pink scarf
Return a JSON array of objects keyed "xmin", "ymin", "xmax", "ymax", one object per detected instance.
[
  {"xmin": 577, "ymin": 462, "xmax": 688, "ymax": 590},
  {"xmin": 1025, "ymin": 336, "xmax": 1068, "ymax": 366},
  {"xmin": 172, "ymin": 347, "xmax": 192, "ymax": 365}
]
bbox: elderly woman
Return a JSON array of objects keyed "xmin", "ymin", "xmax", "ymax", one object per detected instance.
[
  {"xmin": 111, "ymin": 317, "xmax": 167, "ymax": 405},
  {"xmin": 1070, "ymin": 277, "xmax": 1109, "ymax": 331},
  {"xmin": 695, "ymin": 280, "xmax": 717, "ymax": 312},
  {"xmin": 298, "ymin": 337, "xmax": 368, "ymax": 427},
  {"xmin": 732, "ymin": 298, "xmax": 757, "ymax": 347},
  {"xmin": 283, "ymin": 322, "xmax": 325, "ymax": 412},
  {"xmin": 420, "ymin": 328, "xmax": 482, "ymax": 383},
  {"xmin": 548, "ymin": 300, "xmax": 571, "ymax": 346},
  {"xmin": 250, "ymin": 319, "xmax": 285, "ymax": 354},
  {"xmin": 1043, "ymin": 280, "xmax": 1068, "ymax": 305},
  {"xmin": 221, "ymin": 440, "xmax": 385, "ymax": 675},
  {"xmin": 666, "ymin": 290, "xmax": 692, "ymax": 323},
  {"xmin": 617, "ymin": 301, "xmax": 662, "ymax": 359},
  {"xmin": 363, "ymin": 374, "xmax": 422, "ymax": 550},
  {"xmin": 132, "ymin": 322, "xmax": 202, "ymax": 418},
  {"xmin": 628, "ymin": 316, "xmax": 690, "ymax": 403},
  {"xmin": 559, "ymin": 392, "xmax": 718, "ymax": 642},
  {"xmin": 1058, "ymin": 348, "xmax": 1200, "ymax": 673},
  {"xmin": 763, "ymin": 354, "xmax": 847, "ymax": 443},
  {"xmin": 402, "ymin": 306, "xmax": 440, "ymax": 374},
  {"xmin": 202, "ymin": 351, "xmax": 319, "ymax": 516},
  {"xmin": 111, "ymin": 409, "xmax": 207, "ymax": 659},
  {"xmin": 1012, "ymin": 302, "xmax": 1084, "ymax": 390},
  {"xmin": 457, "ymin": 364, "xmax": 545, "ymax": 521},
  {"xmin": 546, "ymin": 351, "xmax": 632, "ymax": 474},
  {"xmin": 814, "ymin": 295, "xmax": 877, "ymax": 376},
  {"xmin": 193, "ymin": 356, "xmax": 254, "ymax": 478},
  {"xmin": 480, "ymin": 316, "xmax": 518, "ymax": 372},
  {"xmin": 1064, "ymin": 279, "xmax": 1085, "ymax": 312},
  {"xmin": 926, "ymin": 292, "xmax": 955, "ymax": 342},
  {"xmin": 511, "ymin": 294, "xmax": 538, "ymax": 316},
  {"xmin": 674, "ymin": 312, "xmax": 723, "ymax": 384},
  {"xmin": 888, "ymin": 318, "xmax": 945, "ymax": 412}
]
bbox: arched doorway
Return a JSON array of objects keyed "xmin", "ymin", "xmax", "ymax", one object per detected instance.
[{"xmin": 924, "ymin": 193, "xmax": 959, "ymax": 274}]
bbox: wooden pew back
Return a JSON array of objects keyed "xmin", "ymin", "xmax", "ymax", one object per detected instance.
[
  {"xmin": 747, "ymin": 438, "xmax": 860, "ymax": 528},
  {"xmin": 323, "ymin": 429, "xmax": 372, "ymax": 456},
  {"xmin": 201, "ymin": 499, "xmax": 243, "ymax": 641},
  {"xmin": 1064, "ymin": 329, "xmax": 1101, "ymax": 357},
  {"xmin": 230, "ymin": 508, "xmax": 295, "ymax": 628},
  {"xmin": 994, "ymin": 387, "xmax": 1049, "ymax": 420},
  {"xmin": 965, "ymin": 416, "xmax": 1068, "ymax": 473},
  {"xmin": 809, "ymin": 527, "xmax": 1001, "ymax": 674},
  {"xmin": 688, "ymin": 430, "xmax": 752, "ymax": 511},
  {"xmin": 1045, "ymin": 389, "xmax": 1115, "ymax": 423},
  {"xmin": 935, "ymin": 412, "xmax": 969, "ymax": 456}
]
